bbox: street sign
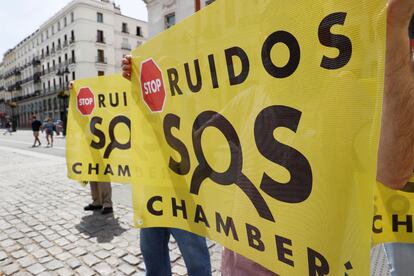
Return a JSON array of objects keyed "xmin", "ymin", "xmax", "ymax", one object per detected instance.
[
  {"xmin": 77, "ymin": 87, "xmax": 95, "ymax": 116},
  {"xmin": 140, "ymin": 58, "xmax": 166, "ymax": 113}
]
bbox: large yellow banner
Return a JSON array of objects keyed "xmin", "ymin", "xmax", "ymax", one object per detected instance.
[
  {"xmin": 66, "ymin": 74, "xmax": 133, "ymax": 183},
  {"xmin": 127, "ymin": 0, "xmax": 386, "ymax": 274},
  {"xmin": 373, "ymin": 174, "xmax": 414, "ymax": 244}
]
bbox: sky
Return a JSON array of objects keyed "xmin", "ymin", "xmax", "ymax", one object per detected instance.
[{"xmin": 0, "ymin": 0, "xmax": 148, "ymax": 59}]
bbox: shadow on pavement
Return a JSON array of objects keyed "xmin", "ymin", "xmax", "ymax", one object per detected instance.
[{"xmin": 76, "ymin": 212, "xmax": 127, "ymax": 243}]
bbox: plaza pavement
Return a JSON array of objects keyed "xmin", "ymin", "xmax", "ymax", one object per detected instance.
[{"xmin": 0, "ymin": 130, "xmax": 389, "ymax": 275}]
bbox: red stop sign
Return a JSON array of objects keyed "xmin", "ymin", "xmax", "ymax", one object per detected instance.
[
  {"xmin": 77, "ymin": 87, "xmax": 95, "ymax": 115},
  {"xmin": 140, "ymin": 58, "xmax": 166, "ymax": 113}
]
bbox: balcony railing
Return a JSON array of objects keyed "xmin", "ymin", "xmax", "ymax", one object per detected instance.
[
  {"xmin": 69, "ymin": 38, "xmax": 75, "ymax": 44},
  {"xmin": 68, "ymin": 58, "xmax": 76, "ymax": 64}
]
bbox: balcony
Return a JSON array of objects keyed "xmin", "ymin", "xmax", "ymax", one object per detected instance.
[
  {"xmin": 63, "ymin": 41, "xmax": 69, "ymax": 48},
  {"xmin": 68, "ymin": 58, "xmax": 76, "ymax": 64},
  {"xmin": 33, "ymin": 72, "xmax": 41, "ymax": 83},
  {"xmin": 14, "ymin": 68, "xmax": 21, "ymax": 76},
  {"xmin": 56, "ymin": 45, "xmax": 62, "ymax": 52},
  {"xmin": 69, "ymin": 38, "xmax": 75, "ymax": 44},
  {"xmin": 32, "ymin": 57, "xmax": 41, "ymax": 66},
  {"xmin": 95, "ymin": 57, "xmax": 107, "ymax": 64}
]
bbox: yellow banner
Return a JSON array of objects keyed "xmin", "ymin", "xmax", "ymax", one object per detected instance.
[
  {"xmin": 373, "ymin": 173, "xmax": 414, "ymax": 244},
  {"xmin": 66, "ymin": 74, "xmax": 133, "ymax": 183},
  {"xmin": 128, "ymin": 0, "xmax": 386, "ymax": 274}
]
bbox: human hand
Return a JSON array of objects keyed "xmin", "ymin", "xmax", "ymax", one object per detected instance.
[
  {"xmin": 122, "ymin": 55, "xmax": 132, "ymax": 81},
  {"xmin": 377, "ymin": 0, "xmax": 414, "ymax": 189}
]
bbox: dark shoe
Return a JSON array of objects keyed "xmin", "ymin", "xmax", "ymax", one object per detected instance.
[
  {"xmin": 102, "ymin": 207, "xmax": 113, "ymax": 215},
  {"xmin": 84, "ymin": 204, "xmax": 102, "ymax": 211}
]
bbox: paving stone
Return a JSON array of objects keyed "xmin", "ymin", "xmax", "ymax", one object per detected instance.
[
  {"xmin": 56, "ymin": 252, "xmax": 72, "ymax": 262},
  {"xmin": 33, "ymin": 236, "xmax": 46, "ymax": 243},
  {"xmin": 94, "ymin": 262, "xmax": 113, "ymax": 275},
  {"xmin": 83, "ymin": 254, "xmax": 100, "ymax": 267},
  {"xmin": 172, "ymin": 264, "xmax": 187, "ymax": 276},
  {"xmin": 40, "ymin": 240, "xmax": 54, "ymax": 248},
  {"xmin": 4, "ymin": 244, "xmax": 21, "ymax": 253},
  {"xmin": 76, "ymin": 266, "xmax": 95, "ymax": 276},
  {"xmin": 123, "ymin": 254, "xmax": 140, "ymax": 265},
  {"xmin": 14, "ymin": 272, "xmax": 32, "ymax": 276},
  {"xmin": 3, "ymin": 263, "xmax": 20, "ymax": 275},
  {"xmin": 0, "ymin": 251, "xmax": 7, "ymax": 261},
  {"xmin": 45, "ymin": 259, "xmax": 64, "ymax": 270},
  {"xmin": 27, "ymin": 264, "xmax": 46, "ymax": 275},
  {"xmin": 0, "ymin": 239, "xmax": 15, "ymax": 247},
  {"xmin": 18, "ymin": 255, "xmax": 36, "ymax": 268},
  {"xmin": 66, "ymin": 258, "xmax": 81, "ymax": 269},
  {"xmin": 100, "ymin": 243, "xmax": 114, "ymax": 251},
  {"xmin": 95, "ymin": 250, "xmax": 111, "ymax": 259},
  {"xmin": 32, "ymin": 249, "xmax": 49, "ymax": 259},
  {"xmin": 47, "ymin": 246, "xmax": 63, "ymax": 255},
  {"xmin": 17, "ymin": 237, "xmax": 32, "ymax": 245},
  {"xmin": 137, "ymin": 261, "xmax": 146, "ymax": 271},
  {"xmin": 118, "ymin": 264, "xmax": 136, "ymax": 275},
  {"xmin": 38, "ymin": 256, "xmax": 54, "ymax": 264},
  {"xmin": 11, "ymin": 249, "xmax": 27, "ymax": 259},
  {"xmin": 56, "ymin": 267, "xmax": 73, "ymax": 276},
  {"xmin": 113, "ymin": 248, "xmax": 127, "ymax": 258},
  {"xmin": 106, "ymin": 256, "xmax": 120, "ymax": 267},
  {"xmin": 126, "ymin": 246, "xmax": 141, "ymax": 256}
]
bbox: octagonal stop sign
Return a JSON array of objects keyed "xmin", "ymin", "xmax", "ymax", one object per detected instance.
[
  {"xmin": 140, "ymin": 58, "xmax": 166, "ymax": 113},
  {"xmin": 77, "ymin": 87, "xmax": 95, "ymax": 116}
]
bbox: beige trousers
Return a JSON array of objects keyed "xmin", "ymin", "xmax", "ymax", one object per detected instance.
[{"xmin": 90, "ymin": 182, "xmax": 112, "ymax": 208}]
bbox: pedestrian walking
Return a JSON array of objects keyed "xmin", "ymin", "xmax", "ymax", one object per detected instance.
[
  {"xmin": 31, "ymin": 115, "xmax": 42, "ymax": 147},
  {"xmin": 2, "ymin": 121, "xmax": 12, "ymax": 135},
  {"xmin": 43, "ymin": 118, "xmax": 54, "ymax": 147},
  {"xmin": 84, "ymin": 182, "xmax": 113, "ymax": 214}
]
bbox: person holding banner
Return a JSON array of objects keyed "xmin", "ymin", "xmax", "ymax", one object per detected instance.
[
  {"xmin": 377, "ymin": 2, "xmax": 414, "ymax": 275},
  {"xmin": 83, "ymin": 181, "xmax": 113, "ymax": 215},
  {"xmin": 122, "ymin": 56, "xmax": 211, "ymax": 276}
]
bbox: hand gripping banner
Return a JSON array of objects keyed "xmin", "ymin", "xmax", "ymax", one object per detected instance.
[{"xmin": 127, "ymin": 0, "xmax": 386, "ymax": 274}]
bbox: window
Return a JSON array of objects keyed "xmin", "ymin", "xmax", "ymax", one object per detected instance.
[
  {"xmin": 70, "ymin": 30, "xmax": 75, "ymax": 42},
  {"xmin": 165, "ymin": 13, "xmax": 175, "ymax": 29},
  {"xmin": 98, "ymin": 71, "xmax": 105, "ymax": 76},
  {"xmin": 97, "ymin": 30, "xmax": 104, "ymax": 43},
  {"xmin": 71, "ymin": 50, "xmax": 75, "ymax": 63},
  {"xmin": 71, "ymin": 12, "xmax": 74, "ymax": 22},
  {"xmin": 136, "ymin": 26, "xmax": 142, "ymax": 36},
  {"xmin": 97, "ymin": 12, "xmax": 103, "ymax": 23},
  {"xmin": 58, "ymin": 21, "xmax": 61, "ymax": 31},
  {"xmin": 64, "ymin": 17, "xmax": 67, "ymax": 27},
  {"xmin": 122, "ymin": 22, "xmax": 129, "ymax": 33},
  {"xmin": 205, "ymin": 0, "xmax": 215, "ymax": 5},
  {"xmin": 97, "ymin": 49, "xmax": 105, "ymax": 63},
  {"xmin": 72, "ymin": 71, "xmax": 75, "ymax": 81}
]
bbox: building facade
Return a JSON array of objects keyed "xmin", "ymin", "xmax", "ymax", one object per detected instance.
[
  {"xmin": 143, "ymin": 0, "xmax": 214, "ymax": 38},
  {"xmin": 0, "ymin": 0, "xmax": 147, "ymax": 128}
]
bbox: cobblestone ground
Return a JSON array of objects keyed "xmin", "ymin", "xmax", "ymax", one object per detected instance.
[{"xmin": 0, "ymin": 147, "xmax": 222, "ymax": 275}]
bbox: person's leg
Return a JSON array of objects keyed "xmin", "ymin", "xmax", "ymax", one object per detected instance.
[
  {"xmin": 171, "ymin": 228, "xmax": 211, "ymax": 276},
  {"xmin": 89, "ymin": 182, "xmax": 102, "ymax": 207},
  {"xmin": 140, "ymin": 228, "xmax": 172, "ymax": 276},
  {"xmin": 384, "ymin": 243, "xmax": 414, "ymax": 276},
  {"xmin": 50, "ymin": 134, "xmax": 53, "ymax": 147},
  {"xmin": 98, "ymin": 182, "xmax": 113, "ymax": 214}
]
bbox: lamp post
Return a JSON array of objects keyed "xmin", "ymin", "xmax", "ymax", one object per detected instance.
[{"xmin": 57, "ymin": 67, "xmax": 70, "ymax": 136}]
